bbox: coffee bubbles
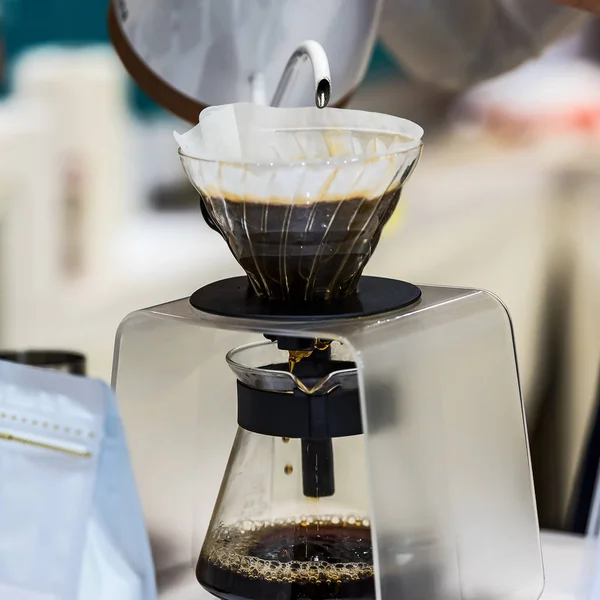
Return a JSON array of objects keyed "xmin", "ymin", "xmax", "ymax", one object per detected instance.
[{"xmin": 197, "ymin": 516, "xmax": 374, "ymax": 600}]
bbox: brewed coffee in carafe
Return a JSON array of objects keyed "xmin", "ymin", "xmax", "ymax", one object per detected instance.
[
  {"xmin": 198, "ymin": 517, "xmax": 374, "ymax": 600},
  {"xmin": 174, "ymin": 103, "xmax": 423, "ymax": 600}
]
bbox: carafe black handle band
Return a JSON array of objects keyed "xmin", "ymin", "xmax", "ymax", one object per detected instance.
[{"xmin": 236, "ymin": 381, "xmax": 363, "ymax": 438}]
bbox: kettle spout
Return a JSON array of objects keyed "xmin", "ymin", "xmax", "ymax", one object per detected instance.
[{"xmin": 270, "ymin": 40, "xmax": 331, "ymax": 109}]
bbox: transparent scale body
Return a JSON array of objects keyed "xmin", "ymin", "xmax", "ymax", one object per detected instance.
[{"xmin": 112, "ymin": 285, "xmax": 544, "ymax": 600}]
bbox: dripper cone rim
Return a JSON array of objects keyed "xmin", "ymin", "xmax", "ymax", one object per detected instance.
[{"xmin": 177, "ymin": 124, "xmax": 423, "ymax": 167}]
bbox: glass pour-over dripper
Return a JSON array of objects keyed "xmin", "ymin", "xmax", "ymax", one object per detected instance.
[{"xmin": 175, "ymin": 103, "xmax": 423, "ymax": 302}]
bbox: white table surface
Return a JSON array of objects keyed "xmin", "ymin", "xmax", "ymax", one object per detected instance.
[
  {"xmin": 159, "ymin": 530, "xmax": 590, "ymax": 600},
  {"xmin": 540, "ymin": 531, "xmax": 588, "ymax": 600}
]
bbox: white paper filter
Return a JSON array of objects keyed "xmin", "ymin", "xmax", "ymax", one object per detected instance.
[{"xmin": 174, "ymin": 103, "xmax": 423, "ymax": 202}]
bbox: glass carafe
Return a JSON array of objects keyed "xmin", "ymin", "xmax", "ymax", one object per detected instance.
[{"xmin": 197, "ymin": 341, "xmax": 377, "ymax": 600}]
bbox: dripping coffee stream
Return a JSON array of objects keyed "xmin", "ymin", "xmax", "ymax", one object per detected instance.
[{"xmin": 288, "ymin": 339, "xmax": 331, "ymax": 372}]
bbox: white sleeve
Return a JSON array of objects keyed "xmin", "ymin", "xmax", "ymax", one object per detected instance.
[{"xmin": 378, "ymin": 0, "xmax": 589, "ymax": 89}]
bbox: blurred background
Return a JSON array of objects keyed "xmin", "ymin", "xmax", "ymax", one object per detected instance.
[{"xmin": 1, "ymin": 1, "xmax": 600, "ymax": 538}]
